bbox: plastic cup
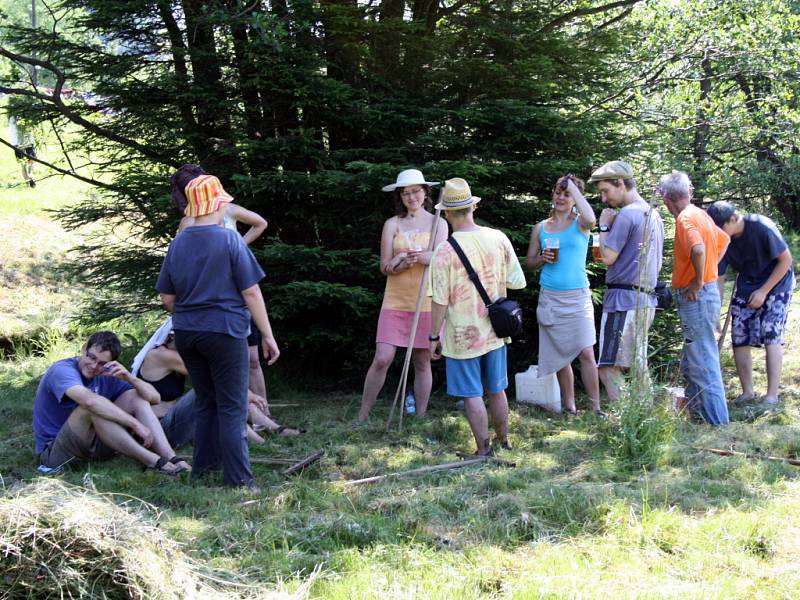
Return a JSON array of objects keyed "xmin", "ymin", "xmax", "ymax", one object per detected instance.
[
  {"xmin": 544, "ymin": 237, "xmax": 560, "ymax": 262},
  {"xmin": 592, "ymin": 234, "xmax": 601, "ymax": 261}
]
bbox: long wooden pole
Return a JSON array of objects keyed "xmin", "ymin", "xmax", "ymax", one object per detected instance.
[
  {"xmin": 695, "ymin": 446, "xmax": 800, "ymax": 467},
  {"xmin": 717, "ymin": 283, "xmax": 736, "ymax": 352},
  {"xmin": 342, "ymin": 457, "xmax": 490, "ymax": 486},
  {"xmin": 386, "ymin": 186, "xmax": 445, "ymax": 431}
]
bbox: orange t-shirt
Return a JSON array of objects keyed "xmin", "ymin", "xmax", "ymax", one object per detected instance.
[{"xmin": 672, "ymin": 204, "xmax": 730, "ymax": 289}]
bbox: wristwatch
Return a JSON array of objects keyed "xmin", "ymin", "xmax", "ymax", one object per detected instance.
[
  {"xmin": 428, "ymin": 334, "xmax": 440, "ymax": 342},
  {"xmin": 599, "ymin": 224, "xmax": 611, "ymax": 232}
]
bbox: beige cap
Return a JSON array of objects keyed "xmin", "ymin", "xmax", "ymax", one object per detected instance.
[{"xmin": 589, "ymin": 160, "xmax": 634, "ymax": 182}]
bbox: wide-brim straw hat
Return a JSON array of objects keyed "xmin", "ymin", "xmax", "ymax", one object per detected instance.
[
  {"xmin": 184, "ymin": 175, "xmax": 233, "ymax": 217},
  {"xmin": 434, "ymin": 177, "xmax": 481, "ymax": 211},
  {"xmin": 382, "ymin": 169, "xmax": 439, "ymax": 192}
]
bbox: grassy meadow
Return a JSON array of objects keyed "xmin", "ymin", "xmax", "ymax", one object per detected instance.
[{"xmin": 2, "ymin": 136, "xmax": 800, "ymax": 598}]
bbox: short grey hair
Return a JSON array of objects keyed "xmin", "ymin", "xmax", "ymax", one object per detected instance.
[{"xmin": 656, "ymin": 171, "xmax": 692, "ymax": 201}]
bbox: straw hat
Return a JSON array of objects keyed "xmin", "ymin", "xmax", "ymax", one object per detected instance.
[
  {"xmin": 434, "ymin": 178, "xmax": 481, "ymax": 211},
  {"xmin": 382, "ymin": 169, "xmax": 439, "ymax": 192},
  {"xmin": 183, "ymin": 175, "xmax": 233, "ymax": 217}
]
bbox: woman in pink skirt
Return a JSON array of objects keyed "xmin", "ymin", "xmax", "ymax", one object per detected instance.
[{"xmin": 356, "ymin": 170, "xmax": 448, "ymax": 423}]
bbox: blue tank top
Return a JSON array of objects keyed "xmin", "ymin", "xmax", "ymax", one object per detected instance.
[{"xmin": 539, "ymin": 219, "xmax": 590, "ymax": 290}]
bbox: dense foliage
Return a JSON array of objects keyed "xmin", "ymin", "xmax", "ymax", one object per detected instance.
[
  {"xmin": 1, "ymin": 0, "xmax": 636, "ymax": 382},
  {"xmin": 2, "ymin": 0, "xmax": 797, "ymax": 383}
]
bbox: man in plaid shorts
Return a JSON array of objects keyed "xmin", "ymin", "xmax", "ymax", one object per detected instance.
[{"xmin": 707, "ymin": 201, "xmax": 794, "ymax": 406}]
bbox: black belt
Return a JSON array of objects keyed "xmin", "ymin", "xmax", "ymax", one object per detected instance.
[{"xmin": 606, "ymin": 283, "xmax": 655, "ymax": 295}]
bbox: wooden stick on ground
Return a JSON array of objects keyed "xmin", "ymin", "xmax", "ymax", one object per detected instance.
[
  {"xmin": 454, "ymin": 451, "xmax": 517, "ymax": 468},
  {"xmin": 250, "ymin": 457, "xmax": 301, "ymax": 466},
  {"xmin": 283, "ymin": 450, "xmax": 325, "ymax": 476},
  {"xmin": 695, "ymin": 446, "xmax": 800, "ymax": 467},
  {"xmin": 386, "ymin": 186, "xmax": 445, "ymax": 431},
  {"xmin": 342, "ymin": 454, "xmax": 515, "ymax": 487}
]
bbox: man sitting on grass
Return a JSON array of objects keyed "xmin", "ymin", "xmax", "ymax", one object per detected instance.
[{"xmin": 32, "ymin": 331, "xmax": 190, "ymax": 474}]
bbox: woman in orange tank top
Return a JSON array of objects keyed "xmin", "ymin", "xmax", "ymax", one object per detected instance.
[{"xmin": 355, "ymin": 170, "xmax": 448, "ymax": 424}]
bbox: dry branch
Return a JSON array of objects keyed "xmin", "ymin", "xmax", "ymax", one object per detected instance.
[
  {"xmin": 695, "ymin": 447, "xmax": 800, "ymax": 467},
  {"xmin": 342, "ymin": 454, "xmax": 511, "ymax": 487}
]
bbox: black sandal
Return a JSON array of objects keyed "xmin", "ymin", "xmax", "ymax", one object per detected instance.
[
  {"xmin": 145, "ymin": 456, "xmax": 180, "ymax": 476},
  {"xmin": 168, "ymin": 456, "xmax": 192, "ymax": 472},
  {"xmin": 273, "ymin": 425, "xmax": 305, "ymax": 437}
]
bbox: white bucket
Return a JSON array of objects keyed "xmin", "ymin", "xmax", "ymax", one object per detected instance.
[{"xmin": 515, "ymin": 365, "xmax": 561, "ymax": 413}]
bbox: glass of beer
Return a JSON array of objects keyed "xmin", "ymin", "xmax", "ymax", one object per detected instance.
[
  {"xmin": 544, "ymin": 237, "xmax": 559, "ymax": 262},
  {"xmin": 592, "ymin": 234, "xmax": 602, "ymax": 261}
]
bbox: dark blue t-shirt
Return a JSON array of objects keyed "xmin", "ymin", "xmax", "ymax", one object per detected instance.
[
  {"xmin": 32, "ymin": 357, "xmax": 133, "ymax": 453},
  {"xmin": 156, "ymin": 225, "xmax": 265, "ymax": 337},
  {"xmin": 718, "ymin": 214, "xmax": 794, "ymax": 301}
]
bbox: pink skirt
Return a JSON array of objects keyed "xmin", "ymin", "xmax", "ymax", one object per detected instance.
[{"xmin": 376, "ymin": 309, "xmax": 434, "ymax": 349}]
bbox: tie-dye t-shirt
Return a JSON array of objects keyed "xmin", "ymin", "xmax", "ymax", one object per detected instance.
[{"xmin": 429, "ymin": 227, "xmax": 526, "ymax": 359}]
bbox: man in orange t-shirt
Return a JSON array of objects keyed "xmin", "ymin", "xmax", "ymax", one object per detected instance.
[{"xmin": 658, "ymin": 171, "xmax": 730, "ymax": 425}]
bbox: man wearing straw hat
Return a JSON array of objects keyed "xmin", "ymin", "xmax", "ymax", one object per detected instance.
[{"xmin": 428, "ymin": 178, "xmax": 526, "ymax": 455}]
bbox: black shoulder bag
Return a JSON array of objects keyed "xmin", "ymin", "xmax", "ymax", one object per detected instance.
[{"xmin": 447, "ymin": 236, "xmax": 523, "ymax": 338}]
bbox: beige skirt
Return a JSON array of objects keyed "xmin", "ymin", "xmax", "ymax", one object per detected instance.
[{"xmin": 537, "ymin": 287, "xmax": 596, "ymax": 376}]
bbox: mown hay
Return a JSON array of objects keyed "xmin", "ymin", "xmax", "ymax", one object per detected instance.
[{"xmin": 0, "ymin": 478, "xmax": 247, "ymax": 599}]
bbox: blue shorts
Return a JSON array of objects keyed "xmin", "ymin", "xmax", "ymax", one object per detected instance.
[{"xmin": 445, "ymin": 345, "xmax": 508, "ymax": 398}]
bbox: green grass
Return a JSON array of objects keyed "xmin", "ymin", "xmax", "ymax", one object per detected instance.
[{"xmin": 2, "ymin": 127, "xmax": 800, "ymax": 597}]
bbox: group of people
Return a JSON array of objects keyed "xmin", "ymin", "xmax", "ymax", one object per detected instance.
[{"xmin": 31, "ymin": 160, "xmax": 795, "ymax": 483}]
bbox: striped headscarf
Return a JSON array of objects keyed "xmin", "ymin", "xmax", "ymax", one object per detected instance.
[{"xmin": 184, "ymin": 174, "xmax": 233, "ymax": 217}]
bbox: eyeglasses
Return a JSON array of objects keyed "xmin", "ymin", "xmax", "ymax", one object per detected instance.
[
  {"xmin": 400, "ymin": 188, "xmax": 424, "ymax": 198},
  {"xmin": 85, "ymin": 349, "xmax": 109, "ymax": 369}
]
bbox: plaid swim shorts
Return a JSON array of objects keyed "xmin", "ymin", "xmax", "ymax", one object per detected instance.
[{"xmin": 731, "ymin": 289, "xmax": 793, "ymax": 348}]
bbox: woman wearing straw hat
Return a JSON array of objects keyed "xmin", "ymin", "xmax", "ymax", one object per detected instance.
[
  {"xmin": 525, "ymin": 175, "xmax": 602, "ymax": 415},
  {"xmin": 157, "ymin": 174, "xmax": 279, "ymax": 489},
  {"xmin": 355, "ymin": 169, "xmax": 448, "ymax": 424}
]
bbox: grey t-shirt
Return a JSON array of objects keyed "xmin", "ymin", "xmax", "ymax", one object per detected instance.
[{"xmin": 602, "ymin": 199, "xmax": 665, "ymax": 312}]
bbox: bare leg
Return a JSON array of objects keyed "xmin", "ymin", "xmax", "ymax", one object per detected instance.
[
  {"xmin": 247, "ymin": 425, "xmax": 265, "ymax": 444},
  {"xmin": 357, "ymin": 343, "xmax": 397, "ymax": 422},
  {"xmin": 598, "ymin": 366, "xmax": 623, "ymax": 401},
  {"xmin": 411, "ymin": 348, "xmax": 433, "ymax": 416},
  {"xmin": 764, "ymin": 344, "xmax": 783, "ymax": 402},
  {"xmin": 733, "ymin": 346, "xmax": 754, "ymax": 399},
  {"xmin": 487, "ymin": 390, "xmax": 509, "ymax": 443},
  {"xmin": 67, "ymin": 406, "xmax": 174, "ymax": 471},
  {"xmin": 115, "ymin": 394, "xmax": 189, "ymax": 470},
  {"xmin": 248, "ymin": 345, "xmax": 269, "ymax": 414},
  {"xmin": 463, "ymin": 396, "xmax": 490, "ymax": 454},
  {"xmin": 578, "ymin": 347, "xmax": 601, "ymax": 411},
  {"xmin": 556, "ymin": 365, "xmax": 576, "ymax": 412},
  {"xmin": 249, "ymin": 404, "xmax": 301, "ymax": 436}
]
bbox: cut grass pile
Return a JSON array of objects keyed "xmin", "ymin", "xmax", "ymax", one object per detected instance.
[{"xmin": 1, "ymin": 478, "xmax": 230, "ymax": 599}]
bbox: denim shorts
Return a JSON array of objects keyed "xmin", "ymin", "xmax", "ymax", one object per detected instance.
[
  {"xmin": 445, "ymin": 344, "xmax": 508, "ymax": 398},
  {"xmin": 731, "ymin": 289, "xmax": 792, "ymax": 348}
]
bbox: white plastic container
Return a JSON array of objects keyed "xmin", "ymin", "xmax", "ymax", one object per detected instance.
[{"xmin": 515, "ymin": 365, "xmax": 561, "ymax": 413}]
